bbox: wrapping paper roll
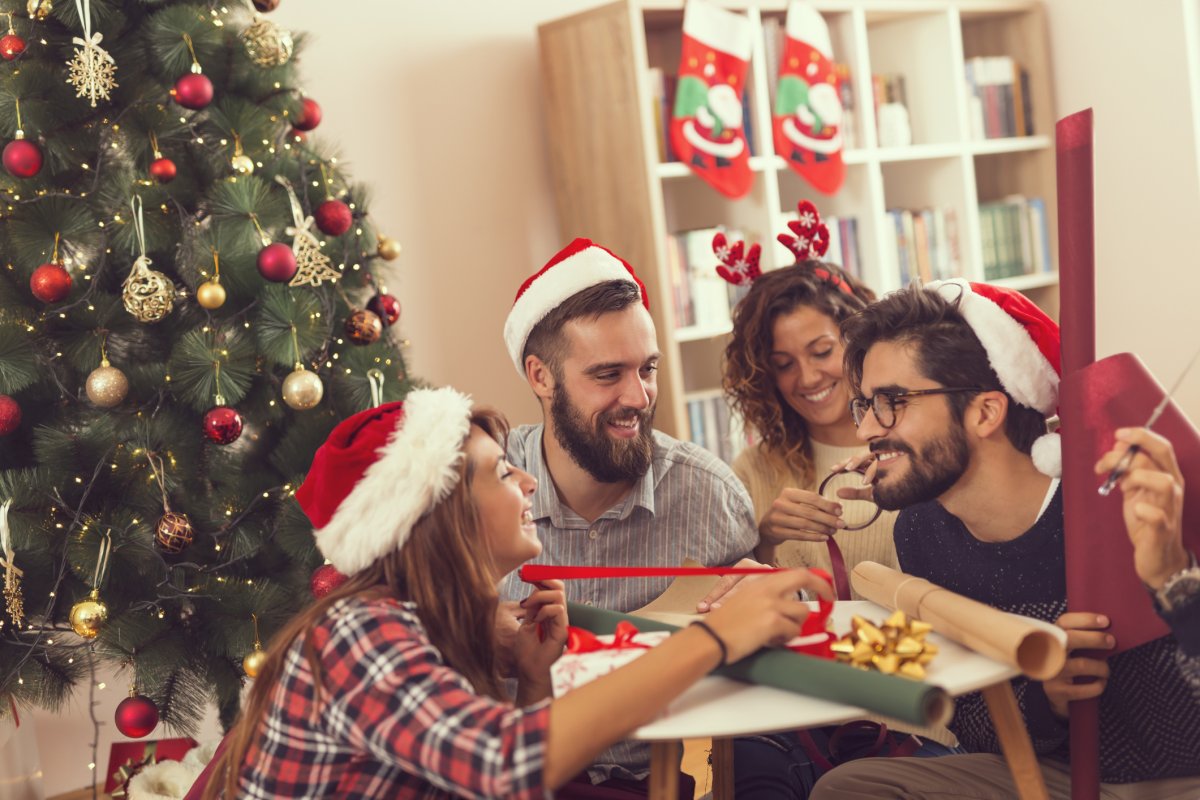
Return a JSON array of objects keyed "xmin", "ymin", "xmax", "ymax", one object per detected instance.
[
  {"xmin": 851, "ymin": 561, "xmax": 1066, "ymax": 681},
  {"xmin": 567, "ymin": 602, "xmax": 952, "ymax": 728}
]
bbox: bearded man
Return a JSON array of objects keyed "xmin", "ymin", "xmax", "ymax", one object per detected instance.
[{"xmin": 497, "ymin": 238, "xmax": 760, "ymax": 797}]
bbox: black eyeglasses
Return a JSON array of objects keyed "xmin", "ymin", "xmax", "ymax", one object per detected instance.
[{"xmin": 849, "ymin": 388, "xmax": 985, "ymax": 429}]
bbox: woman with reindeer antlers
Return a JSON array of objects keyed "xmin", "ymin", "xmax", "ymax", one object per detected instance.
[{"xmin": 718, "ymin": 201, "xmax": 962, "ymax": 798}]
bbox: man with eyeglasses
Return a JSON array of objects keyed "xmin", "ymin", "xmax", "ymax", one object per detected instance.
[{"xmin": 811, "ymin": 280, "xmax": 1200, "ymax": 799}]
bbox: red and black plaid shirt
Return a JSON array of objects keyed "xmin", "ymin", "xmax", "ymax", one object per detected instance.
[{"xmin": 237, "ymin": 596, "xmax": 551, "ymax": 798}]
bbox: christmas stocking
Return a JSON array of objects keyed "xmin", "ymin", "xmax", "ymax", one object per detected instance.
[
  {"xmin": 669, "ymin": 0, "xmax": 754, "ymax": 199},
  {"xmin": 773, "ymin": 2, "xmax": 846, "ymax": 195}
]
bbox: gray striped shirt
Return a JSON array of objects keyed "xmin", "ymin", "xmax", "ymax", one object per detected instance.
[{"xmin": 499, "ymin": 423, "xmax": 758, "ymax": 783}]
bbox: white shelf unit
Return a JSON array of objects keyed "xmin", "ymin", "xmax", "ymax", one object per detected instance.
[{"xmin": 538, "ymin": 0, "xmax": 1057, "ymax": 443}]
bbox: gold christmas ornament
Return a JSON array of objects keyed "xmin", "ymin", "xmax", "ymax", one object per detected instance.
[
  {"xmin": 86, "ymin": 361, "xmax": 129, "ymax": 408},
  {"xmin": 243, "ymin": 613, "xmax": 267, "ymax": 677},
  {"xmin": 70, "ymin": 588, "xmax": 108, "ymax": 638},
  {"xmin": 230, "ymin": 133, "xmax": 254, "ymax": 176},
  {"xmin": 123, "ymin": 199, "xmax": 175, "ymax": 323},
  {"xmin": 196, "ymin": 278, "xmax": 226, "ymax": 309},
  {"xmin": 154, "ymin": 510, "xmax": 194, "ymax": 554},
  {"xmin": 830, "ymin": 610, "xmax": 938, "ymax": 681},
  {"xmin": 241, "ymin": 15, "xmax": 293, "ymax": 67},
  {"xmin": 26, "ymin": 0, "xmax": 50, "ymax": 19},
  {"xmin": 197, "ymin": 249, "xmax": 226, "ymax": 310},
  {"xmin": 275, "ymin": 175, "xmax": 341, "ymax": 287},
  {"xmin": 66, "ymin": 0, "xmax": 117, "ymax": 107},
  {"xmin": 282, "ymin": 365, "xmax": 323, "ymax": 410},
  {"xmin": 376, "ymin": 235, "xmax": 402, "ymax": 261}
]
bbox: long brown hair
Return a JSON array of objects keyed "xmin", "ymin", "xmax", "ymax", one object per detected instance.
[
  {"xmin": 203, "ymin": 407, "xmax": 510, "ymax": 799},
  {"xmin": 723, "ymin": 263, "xmax": 873, "ymax": 484}
]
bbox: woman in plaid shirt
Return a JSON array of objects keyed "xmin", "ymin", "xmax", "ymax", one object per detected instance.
[{"xmin": 197, "ymin": 386, "xmax": 828, "ymax": 799}]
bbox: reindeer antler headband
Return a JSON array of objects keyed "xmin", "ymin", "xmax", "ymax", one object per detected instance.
[{"xmin": 713, "ymin": 199, "xmax": 855, "ymax": 296}]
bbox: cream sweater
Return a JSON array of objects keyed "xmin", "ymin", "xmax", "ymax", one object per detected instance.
[{"xmin": 732, "ymin": 440, "xmax": 900, "ymax": 599}]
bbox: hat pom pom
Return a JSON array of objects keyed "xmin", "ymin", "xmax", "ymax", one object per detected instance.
[{"xmin": 1031, "ymin": 432, "xmax": 1062, "ymax": 478}]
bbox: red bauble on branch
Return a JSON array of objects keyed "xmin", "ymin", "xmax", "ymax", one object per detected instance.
[
  {"xmin": 114, "ymin": 693, "xmax": 159, "ymax": 739},
  {"xmin": 0, "ymin": 33, "xmax": 25, "ymax": 60},
  {"xmin": 172, "ymin": 73, "xmax": 213, "ymax": 110},
  {"xmin": 0, "ymin": 394, "xmax": 20, "ymax": 436},
  {"xmin": 203, "ymin": 405, "xmax": 243, "ymax": 445},
  {"xmin": 293, "ymin": 97, "xmax": 321, "ymax": 131},
  {"xmin": 3, "ymin": 137, "xmax": 41, "ymax": 178},
  {"xmin": 256, "ymin": 242, "xmax": 297, "ymax": 282},
  {"xmin": 30, "ymin": 263, "xmax": 72, "ymax": 303},
  {"xmin": 310, "ymin": 564, "xmax": 347, "ymax": 599},
  {"xmin": 149, "ymin": 156, "xmax": 176, "ymax": 183},
  {"xmin": 313, "ymin": 199, "xmax": 351, "ymax": 237},
  {"xmin": 366, "ymin": 293, "xmax": 401, "ymax": 327}
]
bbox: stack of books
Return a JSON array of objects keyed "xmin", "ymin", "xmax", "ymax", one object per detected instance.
[
  {"xmin": 686, "ymin": 390, "xmax": 752, "ymax": 464},
  {"xmin": 665, "ymin": 228, "xmax": 755, "ymax": 331},
  {"xmin": 979, "ymin": 196, "xmax": 1052, "ymax": 280},
  {"xmin": 964, "ymin": 56, "xmax": 1034, "ymax": 139},
  {"xmin": 884, "ymin": 208, "xmax": 963, "ymax": 287}
]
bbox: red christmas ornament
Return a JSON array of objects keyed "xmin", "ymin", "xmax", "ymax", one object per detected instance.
[
  {"xmin": 310, "ymin": 564, "xmax": 348, "ymax": 599},
  {"xmin": 313, "ymin": 199, "xmax": 352, "ymax": 237},
  {"xmin": 256, "ymin": 242, "xmax": 297, "ymax": 283},
  {"xmin": 114, "ymin": 694, "xmax": 159, "ymax": 739},
  {"xmin": 0, "ymin": 395, "xmax": 20, "ymax": 436},
  {"xmin": 366, "ymin": 293, "xmax": 401, "ymax": 327},
  {"xmin": 288, "ymin": 129, "xmax": 307, "ymax": 144},
  {"xmin": 0, "ymin": 33, "xmax": 25, "ymax": 60},
  {"xmin": 3, "ymin": 137, "xmax": 41, "ymax": 178},
  {"xmin": 203, "ymin": 406, "xmax": 243, "ymax": 445},
  {"xmin": 149, "ymin": 156, "xmax": 176, "ymax": 183},
  {"xmin": 29, "ymin": 263, "xmax": 72, "ymax": 303},
  {"xmin": 172, "ymin": 73, "xmax": 213, "ymax": 110},
  {"xmin": 253, "ymin": 0, "xmax": 280, "ymax": 9},
  {"xmin": 293, "ymin": 97, "xmax": 322, "ymax": 131}
]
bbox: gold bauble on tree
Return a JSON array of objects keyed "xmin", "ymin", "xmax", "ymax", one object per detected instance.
[
  {"xmin": 155, "ymin": 511, "xmax": 194, "ymax": 554},
  {"xmin": 123, "ymin": 257, "xmax": 175, "ymax": 323},
  {"xmin": 196, "ymin": 278, "xmax": 226, "ymax": 310},
  {"xmin": 85, "ymin": 357, "xmax": 129, "ymax": 408},
  {"xmin": 231, "ymin": 153, "xmax": 255, "ymax": 176},
  {"xmin": 69, "ymin": 588, "xmax": 107, "ymax": 639},
  {"xmin": 376, "ymin": 235, "xmax": 402, "ymax": 261},
  {"xmin": 241, "ymin": 16, "xmax": 293, "ymax": 67},
  {"xmin": 27, "ymin": 0, "xmax": 51, "ymax": 19},
  {"xmin": 243, "ymin": 645, "xmax": 267, "ymax": 678},
  {"xmin": 282, "ymin": 365, "xmax": 323, "ymax": 411}
]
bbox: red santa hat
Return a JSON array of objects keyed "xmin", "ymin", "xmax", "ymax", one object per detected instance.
[
  {"xmin": 928, "ymin": 278, "xmax": 1062, "ymax": 477},
  {"xmin": 295, "ymin": 387, "xmax": 473, "ymax": 576},
  {"xmin": 503, "ymin": 238, "xmax": 649, "ymax": 375}
]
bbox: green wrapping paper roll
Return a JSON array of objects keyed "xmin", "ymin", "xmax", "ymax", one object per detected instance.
[{"xmin": 567, "ymin": 602, "xmax": 953, "ymax": 728}]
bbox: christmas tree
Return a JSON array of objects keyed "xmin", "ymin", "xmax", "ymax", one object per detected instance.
[{"xmin": 0, "ymin": 0, "xmax": 411, "ymax": 736}]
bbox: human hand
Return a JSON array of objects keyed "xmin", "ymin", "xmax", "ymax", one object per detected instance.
[
  {"xmin": 702, "ymin": 568, "xmax": 835, "ymax": 663},
  {"xmin": 513, "ymin": 580, "xmax": 569, "ymax": 684},
  {"xmin": 696, "ymin": 557, "xmax": 772, "ymax": 613},
  {"xmin": 1094, "ymin": 427, "xmax": 1190, "ymax": 589},
  {"xmin": 759, "ymin": 487, "xmax": 846, "ymax": 545},
  {"xmin": 1043, "ymin": 611, "xmax": 1115, "ymax": 718},
  {"xmin": 493, "ymin": 600, "xmax": 522, "ymax": 679},
  {"xmin": 827, "ymin": 454, "xmax": 877, "ymax": 503}
]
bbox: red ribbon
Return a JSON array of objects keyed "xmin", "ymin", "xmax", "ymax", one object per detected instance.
[
  {"xmin": 520, "ymin": 564, "xmax": 783, "ymax": 582},
  {"xmin": 788, "ymin": 567, "xmax": 835, "ymax": 658},
  {"xmin": 566, "ymin": 620, "xmax": 653, "ymax": 654}
]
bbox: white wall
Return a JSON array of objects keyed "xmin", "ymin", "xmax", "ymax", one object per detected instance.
[{"xmin": 1045, "ymin": 0, "xmax": 1200, "ymax": 418}]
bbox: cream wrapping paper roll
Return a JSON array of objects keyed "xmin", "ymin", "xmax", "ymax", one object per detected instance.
[{"xmin": 851, "ymin": 561, "xmax": 1067, "ymax": 681}]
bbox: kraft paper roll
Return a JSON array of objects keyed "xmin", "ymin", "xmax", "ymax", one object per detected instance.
[
  {"xmin": 567, "ymin": 602, "xmax": 953, "ymax": 728},
  {"xmin": 851, "ymin": 561, "xmax": 1066, "ymax": 681}
]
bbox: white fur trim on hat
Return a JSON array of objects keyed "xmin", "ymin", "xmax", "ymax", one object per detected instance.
[
  {"xmin": 929, "ymin": 279, "xmax": 1059, "ymax": 414},
  {"xmin": 1031, "ymin": 432, "xmax": 1062, "ymax": 478},
  {"xmin": 314, "ymin": 387, "xmax": 473, "ymax": 575},
  {"xmin": 503, "ymin": 246, "xmax": 640, "ymax": 375}
]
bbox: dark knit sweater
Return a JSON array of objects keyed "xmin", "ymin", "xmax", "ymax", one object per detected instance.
[{"xmin": 895, "ymin": 485, "xmax": 1200, "ymax": 783}]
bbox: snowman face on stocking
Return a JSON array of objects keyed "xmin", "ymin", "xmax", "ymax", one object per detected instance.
[{"xmin": 668, "ymin": 1, "xmax": 754, "ymax": 198}]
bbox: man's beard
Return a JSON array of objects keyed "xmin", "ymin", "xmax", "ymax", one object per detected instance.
[
  {"xmin": 551, "ymin": 386, "xmax": 655, "ymax": 484},
  {"xmin": 870, "ymin": 423, "xmax": 969, "ymax": 510}
]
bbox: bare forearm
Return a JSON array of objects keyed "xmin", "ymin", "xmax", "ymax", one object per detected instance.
[{"xmin": 543, "ymin": 626, "xmax": 721, "ymax": 788}]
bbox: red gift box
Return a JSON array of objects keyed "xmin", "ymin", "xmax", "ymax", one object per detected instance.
[{"xmin": 104, "ymin": 737, "xmax": 198, "ymax": 794}]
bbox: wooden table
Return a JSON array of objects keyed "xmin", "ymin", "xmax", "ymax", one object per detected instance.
[{"xmin": 627, "ymin": 601, "xmax": 1062, "ymax": 800}]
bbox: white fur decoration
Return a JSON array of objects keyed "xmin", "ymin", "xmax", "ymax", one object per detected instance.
[
  {"xmin": 503, "ymin": 246, "xmax": 642, "ymax": 375},
  {"xmin": 314, "ymin": 387, "xmax": 473, "ymax": 575},
  {"xmin": 1031, "ymin": 432, "xmax": 1063, "ymax": 478},
  {"xmin": 127, "ymin": 760, "xmax": 203, "ymax": 800},
  {"xmin": 929, "ymin": 278, "xmax": 1059, "ymax": 414}
]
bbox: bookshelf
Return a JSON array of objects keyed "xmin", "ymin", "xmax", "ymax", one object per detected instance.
[{"xmin": 538, "ymin": 0, "xmax": 1057, "ymax": 444}]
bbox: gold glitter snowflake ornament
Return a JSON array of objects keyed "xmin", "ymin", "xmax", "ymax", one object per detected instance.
[{"xmin": 66, "ymin": 0, "xmax": 117, "ymax": 107}]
